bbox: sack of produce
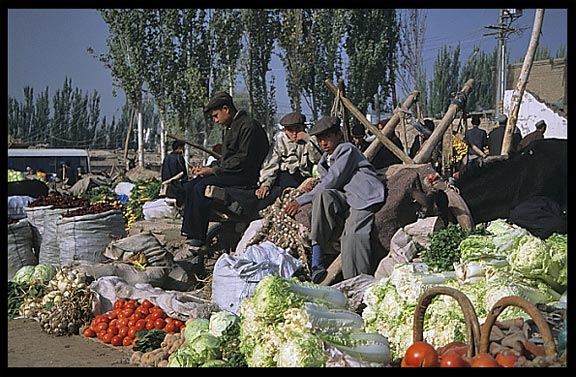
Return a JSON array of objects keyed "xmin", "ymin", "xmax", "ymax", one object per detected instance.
[
  {"xmin": 58, "ymin": 208, "xmax": 126, "ymax": 264},
  {"xmin": 8, "ymin": 195, "xmax": 35, "ymax": 220},
  {"xmin": 7, "ymin": 219, "xmax": 38, "ymax": 280}
]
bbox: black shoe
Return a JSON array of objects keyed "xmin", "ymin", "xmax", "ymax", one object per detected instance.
[
  {"xmin": 311, "ymin": 265, "xmax": 327, "ymax": 284},
  {"xmin": 186, "ymin": 238, "xmax": 204, "ymax": 247}
]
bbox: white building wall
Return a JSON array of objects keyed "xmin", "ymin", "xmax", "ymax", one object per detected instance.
[{"xmin": 503, "ymin": 90, "xmax": 567, "ymax": 139}]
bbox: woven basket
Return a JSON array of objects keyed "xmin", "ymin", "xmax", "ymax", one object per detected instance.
[
  {"xmin": 479, "ymin": 296, "xmax": 556, "ymax": 357},
  {"xmin": 413, "ymin": 286, "xmax": 481, "ymax": 358}
]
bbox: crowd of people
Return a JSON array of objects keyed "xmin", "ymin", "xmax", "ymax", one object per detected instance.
[{"xmin": 160, "ymin": 91, "xmax": 550, "ymax": 282}]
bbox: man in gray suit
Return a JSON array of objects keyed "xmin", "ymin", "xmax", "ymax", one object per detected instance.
[{"xmin": 284, "ymin": 116, "xmax": 385, "ymax": 283}]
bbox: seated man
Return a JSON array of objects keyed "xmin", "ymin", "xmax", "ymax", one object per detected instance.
[
  {"xmin": 284, "ymin": 116, "xmax": 385, "ymax": 283},
  {"xmin": 255, "ymin": 112, "xmax": 322, "ymax": 210},
  {"xmin": 178, "ymin": 92, "xmax": 269, "ymax": 260},
  {"xmin": 160, "ymin": 140, "xmax": 189, "ymax": 207}
]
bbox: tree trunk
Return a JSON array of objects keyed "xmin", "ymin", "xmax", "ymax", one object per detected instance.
[{"xmin": 501, "ymin": 9, "xmax": 544, "ymax": 155}]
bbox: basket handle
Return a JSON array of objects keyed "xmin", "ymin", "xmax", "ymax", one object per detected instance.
[
  {"xmin": 479, "ymin": 296, "xmax": 556, "ymax": 357},
  {"xmin": 413, "ymin": 286, "xmax": 481, "ymax": 358}
]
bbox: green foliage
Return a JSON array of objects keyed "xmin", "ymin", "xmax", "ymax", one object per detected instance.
[
  {"xmin": 421, "ymin": 224, "xmax": 488, "ymax": 272},
  {"xmin": 459, "ymin": 48, "xmax": 496, "ymax": 113},
  {"xmin": 428, "ymin": 44, "xmax": 461, "ymax": 117}
]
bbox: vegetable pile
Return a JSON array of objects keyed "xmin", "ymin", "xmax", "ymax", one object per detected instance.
[
  {"xmin": 238, "ymin": 274, "xmax": 391, "ymax": 367},
  {"xmin": 362, "ymin": 219, "xmax": 567, "ymax": 360}
]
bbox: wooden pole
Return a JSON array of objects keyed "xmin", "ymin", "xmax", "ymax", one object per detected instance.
[
  {"xmin": 325, "ymin": 79, "xmax": 414, "ymax": 164},
  {"xmin": 166, "ymin": 132, "xmax": 222, "ymax": 159},
  {"xmin": 364, "ymin": 91, "xmax": 420, "ymax": 161},
  {"xmin": 501, "ymin": 9, "xmax": 545, "ymax": 155},
  {"xmin": 413, "ymin": 79, "xmax": 475, "ymax": 164},
  {"xmin": 337, "ymin": 79, "xmax": 352, "ymax": 143}
]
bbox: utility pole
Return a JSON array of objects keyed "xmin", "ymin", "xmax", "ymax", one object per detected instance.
[{"xmin": 484, "ymin": 9, "xmax": 523, "ymax": 118}]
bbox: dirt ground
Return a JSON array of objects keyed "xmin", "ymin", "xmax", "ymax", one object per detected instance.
[{"xmin": 7, "ymin": 318, "xmax": 136, "ymax": 368}]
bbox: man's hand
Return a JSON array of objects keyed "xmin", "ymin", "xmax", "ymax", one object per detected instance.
[
  {"xmin": 255, "ymin": 185, "xmax": 270, "ymax": 199},
  {"xmin": 193, "ymin": 164, "xmax": 214, "ymax": 177},
  {"xmin": 284, "ymin": 200, "xmax": 301, "ymax": 217}
]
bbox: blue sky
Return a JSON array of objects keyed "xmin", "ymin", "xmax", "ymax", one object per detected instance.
[{"xmin": 7, "ymin": 8, "xmax": 568, "ymax": 122}]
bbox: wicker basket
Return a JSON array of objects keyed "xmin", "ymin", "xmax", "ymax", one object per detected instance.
[
  {"xmin": 479, "ymin": 295, "xmax": 557, "ymax": 357},
  {"xmin": 413, "ymin": 286, "xmax": 481, "ymax": 358}
]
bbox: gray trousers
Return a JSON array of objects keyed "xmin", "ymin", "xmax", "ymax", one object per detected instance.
[{"xmin": 310, "ymin": 189, "xmax": 379, "ymax": 279}]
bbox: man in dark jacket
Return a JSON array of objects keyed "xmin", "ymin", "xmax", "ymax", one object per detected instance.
[
  {"xmin": 488, "ymin": 114, "xmax": 521, "ymax": 155},
  {"xmin": 179, "ymin": 91, "xmax": 269, "ymax": 259},
  {"xmin": 161, "ymin": 140, "xmax": 188, "ymax": 207}
]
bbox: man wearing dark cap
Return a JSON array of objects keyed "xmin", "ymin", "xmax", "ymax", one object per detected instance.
[
  {"xmin": 284, "ymin": 116, "xmax": 385, "ymax": 283},
  {"xmin": 517, "ymin": 119, "xmax": 547, "ymax": 151},
  {"xmin": 161, "ymin": 139, "xmax": 188, "ymax": 207},
  {"xmin": 488, "ymin": 114, "xmax": 521, "ymax": 155},
  {"xmin": 178, "ymin": 91, "xmax": 269, "ymax": 259},
  {"xmin": 464, "ymin": 114, "xmax": 488, "ymax": 162},
  {"xmin": 254, "ymin": 111, "xmax": 322, "ymax": 209}
]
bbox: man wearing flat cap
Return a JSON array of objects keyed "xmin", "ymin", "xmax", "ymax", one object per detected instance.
[
  {"xmin": 254, "ymin": 111, "xmax": 322, "ymax": 209},
  {"xmin": 284, "ymin": 116, "xmax": 385, "ymax": 283},
  {"xmin": 178, "ymin": 91, "xmax": 269, "ymax": 259},
  {"xmin": 488, "ymin": 113, "xmax": 521, "ymax": 155},
  {"xmin": 517, "ymin": 119, "xmax": 547, "ymax": 151}
]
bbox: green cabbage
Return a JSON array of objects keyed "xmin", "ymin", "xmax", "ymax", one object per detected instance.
[
  {"xmin": 12, "ymin": 265, "xmax": 36, "ymax": 285},
  {"xmin": 183, "ymin": 317, "xmax": 209, "ymax": 344},
  {"xmin": 31, "ymin": 264, "xmax": 57, "ymax": 283},
  {"xmin": 276, "ymin": 332, "xmax": 327, "ymax": 367},
  {"xmin": 188, "ymin": 333, "xmax": 222, "ymax": 364},
  {"xmin": 209, "ymin": 310, "xmax": 240, "ymax": 340},
  {"xmin": 12, "ymin": 264, "xmax": 57, "ymax": 285}
]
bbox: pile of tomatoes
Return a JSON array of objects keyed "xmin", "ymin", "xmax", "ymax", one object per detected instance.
[
  {"xmin": 401, "ymin": 341, "xmax": 514, "ymax": 368},
  {"xmin": 83, "ymin": 298, "xmax": 186, "ymax": 347}
]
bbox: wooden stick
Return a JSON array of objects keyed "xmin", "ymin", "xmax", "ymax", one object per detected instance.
[
  {"xmin": 501, "ymin": 9, "xmax": 544, "ymax": 155},
  {"xmin": 166, "ymin": 132, "xmax": 222, "ymax": 159},
  {"xmin": 413, "ymin": 79, "xmax": 475, "ymax": 164},
  {"xmin": 325, "ymin": 79, "xmax": 414, "ymax": 164}
]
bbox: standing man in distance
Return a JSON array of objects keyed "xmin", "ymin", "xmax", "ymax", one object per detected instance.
[
  {"xmin": 178, "ymin": 91, "xmax": 269, "ymax": 259},
  {"xmin": 488, "ymin": 114, "xmax": 521, "ymax": 155},
  {"xmin": 517, "ymin": 119, "xmax": 547, "ymax": 151}
]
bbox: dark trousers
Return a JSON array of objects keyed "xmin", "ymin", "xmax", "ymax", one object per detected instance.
[
  {"xmin": 181, "ymin": 173, "xmax": 254, "ymax": 241},
  {"xmin": 257, "ymin": 171, "xmax": 305, "ymax": 210}
]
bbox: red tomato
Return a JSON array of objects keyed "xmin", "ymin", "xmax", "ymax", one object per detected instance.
[
  {"xmin": 164, "ymin": 322, "xmax": 176, "ymax": 333},
  {"xmin": 83, "ymin": 328, "xmax": 97, "ymax": 338},
  {"xmin": 122, "ymin": 336, "xmax": 133, "ymax": 347},
  {"xmin": 114, "ymin": 299, "xmax": 126, "ymax": 310},
  {"xmin": 110, "ymin": 335, "xmax": 123, "ymax": 347},
  {"xmin": 117, "ymin": 318, "xmax": 129, "ymax": 328},
  {"xmin": 154, "ymin": 318, "xmax": 166, "ymax": 329},
  {"xmin": 122, "ymin": 308, "xmax": 134, "ymax": 318},
  {"xmin": 403, "ymin": 341, "xmax": 439, "ymax": 367},
  {"xmin": 127, "ymin": 326, "xmax": 139, "ymax": 339},
  {"xmin": 145, "ymin": 320, "xmax": 155, "ymax": 331},
  {"xmin": 172, "ymin": 319, "xmax": 184, "ymax": 329},
  {"xmin": 150, "ymin": 310, "xmax": 166, "ymax": 320},
  {"xmin": 470, "ymin": 353, "xmax": 500, "ymax": 367},
  {"xmin": 107, "ymin": 325, "xmax": 119, "ymax": 336},
  {"xmin": 102, "ymin": 332, "xmax": 113, "ymax": 344},
  {"xmin": 135, "ymin": 319, "xmax": 146, "ymax": 331},
  {"xmin": 140, "ymin": 299, "xmax": 153, "ymax": 309},
  {"xmin": 118, "ymin": 326, "xmax": 129, "ymax": 338},
  {"xmin": 495, "ymin": 352, "xmax": 518, "ymax": 368},
  {"xmin": 440, "ymin": 350, "xmax": 470, "ymax": 367},
  {"xmin": 136, "ymin": 306, "xmax": 149, "ymax": 316},
  {"xmin": 96, "ymin": 322, "xmax": 108, "ymax": 332}
]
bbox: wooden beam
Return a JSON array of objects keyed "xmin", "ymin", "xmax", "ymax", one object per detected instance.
[
  {"xmin": 325, "ymin": 79, "xmax": 413, "ymax": 164},
  {"xmin": 413, "ymin": 79, "xmax": 475, "ymax": 164},
  {"xmin": 166, "ymin": 132, "xmax": 222, "ymax": 159}
]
